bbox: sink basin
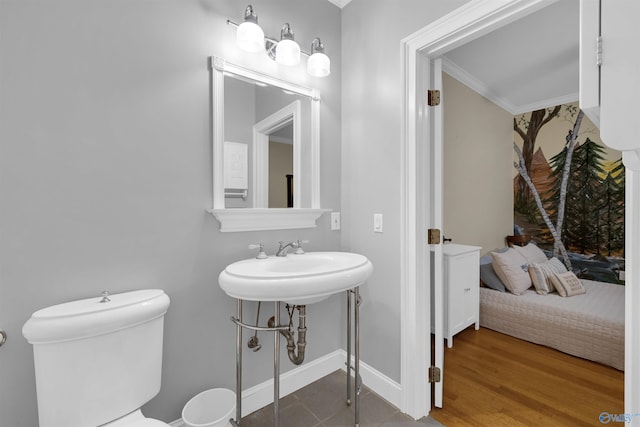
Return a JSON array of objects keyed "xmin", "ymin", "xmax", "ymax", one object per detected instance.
[{"xmin": 218, "ymin": 252, "xmax": 373, "ymax": 305}]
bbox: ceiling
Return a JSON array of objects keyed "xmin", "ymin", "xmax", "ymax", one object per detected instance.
[
  {"xmin": 442, "ymin": 0, "xmax": 580, "ymax": 115},
  {"xmin": 328, "ymin": 0, "xmax": 578, "ymax": 114}
]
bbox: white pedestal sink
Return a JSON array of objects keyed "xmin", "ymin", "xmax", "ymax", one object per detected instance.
[
  {"xmin": 218, "ymin": 251, "xmax": 373, "ymax": 305},
  {"xmin": 218, "ymin": 251, "xmax": 372, "ymax": 427}
]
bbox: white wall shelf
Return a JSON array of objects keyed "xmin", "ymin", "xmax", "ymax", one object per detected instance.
[{"xmin": 208, "ymin": 208, "xmax": 328, "ymax": 232}]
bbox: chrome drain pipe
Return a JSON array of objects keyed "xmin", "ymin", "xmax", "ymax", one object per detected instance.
[
  {"xmin": 268, "ymin": 305, "xmax": 307, "ymax": 365},
  {"xmin": 248, "ymin": 302, "xmax": 262, "ymax": 351}
]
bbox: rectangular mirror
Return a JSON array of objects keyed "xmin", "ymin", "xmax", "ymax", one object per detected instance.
[{"xmin": 208, "ymin": 57, "xmax": 325, "ymax": 232}]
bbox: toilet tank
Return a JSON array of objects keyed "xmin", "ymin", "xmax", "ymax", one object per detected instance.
[{"xmin": 22, "ymin": 289, "xmax": 170, "ymax": 427}]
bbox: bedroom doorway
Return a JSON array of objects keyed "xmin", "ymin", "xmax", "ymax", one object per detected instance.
[{"xmin": 400, "ymin": 0, "xmax": 637, "ymax": 420}]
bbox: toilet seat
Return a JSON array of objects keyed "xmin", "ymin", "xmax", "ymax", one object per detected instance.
[{"xmin": 101, "ymin": 409, "xmax": 170, "ymax": 427}]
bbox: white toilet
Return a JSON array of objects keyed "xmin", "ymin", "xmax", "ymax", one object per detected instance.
[{"xmin": 22, "ymin": 289, "xmax": 171, "ymax": 427}]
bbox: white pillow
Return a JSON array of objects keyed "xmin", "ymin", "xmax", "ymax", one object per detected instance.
[
  {"xmin": 491, "ymin": 248, "xmax": 531, "ymax": 295},
  {"xmin": 528, "ymin": 257, "xmax": 568, "ymax": 294},
  {"xmin": 514, "ymin": 242, "xmax": 548, "ymax": 264},
  {"xmin": 550, "ymin": 271, "xmax": 587, "ymax": 297}
]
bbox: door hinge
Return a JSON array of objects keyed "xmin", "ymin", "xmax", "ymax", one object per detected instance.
[
  {"xmin": 428, "ymin": 229, "xmax": 441, "ymax": 245},
  {"xmin": 596, "ymin": 35, "xmax": 602, "ymax": 66},
  {"xmin": 428, "ymin": 366, "xmax": 441, "ymax": 383},
  {"xmin": 427, "ymin": 89, "xmax": 441, "ymax": 106}
]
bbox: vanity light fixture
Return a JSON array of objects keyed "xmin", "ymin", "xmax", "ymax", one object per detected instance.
[{"xmin": 227, "ymin": 5, "xmax": 330, "ymax": 77}]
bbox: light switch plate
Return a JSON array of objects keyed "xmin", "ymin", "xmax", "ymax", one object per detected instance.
[
  {"xmin": 374, "ymin": 213, "xmax": 383, "ymax": 233},
  {"xmin": 331, "ymin": 212, "xmax": 341, "ymax": 230}
]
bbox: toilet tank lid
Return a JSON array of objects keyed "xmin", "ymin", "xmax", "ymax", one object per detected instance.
[{"xmin": 22, "ymin": 289, "xmax": 170, "ymax": 344}]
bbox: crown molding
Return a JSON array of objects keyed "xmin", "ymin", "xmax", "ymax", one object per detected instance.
[
  {"xmin": 442, "ymin": 56, "xmax": 578, "ymax": 115},
  {"xmin": 326, "ymin": 0, "xmax": 353, "ymax": 8},
  {"xmin": 441, "ymin": 56, "xmax": 517, "ymax": 113}
]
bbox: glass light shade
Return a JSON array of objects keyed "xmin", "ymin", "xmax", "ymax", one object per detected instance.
[
  {"xmin": 275, "ymin": 39, "xmax": 301, "ymax": 66},
  {"xmin": 307, "ymin": 52, "xmax": 330, "ymax": 77},
  {"xmin": 236, "ymin": 21, "xmax": 264, "ymax": 53}
]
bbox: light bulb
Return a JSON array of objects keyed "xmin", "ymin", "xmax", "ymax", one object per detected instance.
[
  {"xmin": 276, "ymin": 39, "xmax": 301, "ymax": 66},
  {"xmin": 237, "ymin": 22, "xmax": 264, "ymax": 52},
  {"xmin": 275, "ymin": 23, "xmax": 300, "ymax": 66},
  {"xmin": 308, "ymin": 52, "xmax": 330, "ymax": 77},
  {"xmin": 307, "ymin": 38, "xmax": 330, "ymax": 77},
  {"xmin": 236, "ymin": 5, "xmax": 264, "ymax": 53}
]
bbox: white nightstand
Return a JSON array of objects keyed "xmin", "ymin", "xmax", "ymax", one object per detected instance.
[{"xmin": 436, "ymin": 244, "xmax": 482, "ymax": 348}]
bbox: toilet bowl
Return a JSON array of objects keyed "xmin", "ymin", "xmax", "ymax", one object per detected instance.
[{"xmin": 23, "ymin": 289, "xmax": 171, "ymax": 427}]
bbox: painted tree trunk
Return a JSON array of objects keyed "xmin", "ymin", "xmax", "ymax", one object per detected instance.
[
  {"xmin": 514, "ymin": 143, "xmax": 572, "ymax": 269},
  {"xmin": 554, "ymin": 110, "xmax": 585, "ymax": 257},
  {"xmin": 513, "ymin": 106, "xmax": 561, "ymax": 207}
]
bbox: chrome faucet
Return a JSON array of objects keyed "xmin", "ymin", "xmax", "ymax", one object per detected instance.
[{"xmin": 275, "ymin": 241, "xmax": 298, "ymax": 257}]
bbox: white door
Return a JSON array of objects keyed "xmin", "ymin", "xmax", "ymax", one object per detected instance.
[
  {"xmin": 430, "ymin": 57, "xmax": 445, "ymax": 408},
  {"xmin": 599, "ymin": 0, "xmax": 640, "ymax": 153},
  {"xmin": 580, "ymin": 0, "xmax": 640, "ymax": 418},
  {"xmin": 580, "ymin": 0, "xmax": 640, "ymax": 153}
]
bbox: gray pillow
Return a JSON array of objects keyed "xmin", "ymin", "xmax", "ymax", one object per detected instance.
[
  {"xmin": 480, "ymin": 263, "xmax": 506, "ymax": 292},
  {"xmin": 480, "ymin": 247, "xmax": 509, "ymax": 265}
]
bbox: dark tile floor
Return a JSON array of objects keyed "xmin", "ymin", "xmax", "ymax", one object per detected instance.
[{"xmin": 241, "ymin": 370, "xmax": 444, "ymax": 427}]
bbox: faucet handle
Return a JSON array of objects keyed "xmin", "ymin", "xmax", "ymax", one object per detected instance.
[
  {"xmin": 99, "ymin": 291, "xmax": 111, "ymax": 303},
  {"xmin": 294, "ymin": 239, "xmax": 310, "ymax": 254},
  {"xmin": 248, "ymin": 243, "xmax": 268, "ymax": 259}
]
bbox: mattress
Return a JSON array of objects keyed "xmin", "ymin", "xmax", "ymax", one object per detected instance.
[{"xmin": 479, "ymin": 280, "xmax": 624, "ymax": 370}]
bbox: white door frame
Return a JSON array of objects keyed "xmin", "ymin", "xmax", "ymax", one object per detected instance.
[
  {"xmin": 252, "ymin": 100, "xmax": 302, "ymax": 208},
  {"xmin": 396, "ymin": 0, "xmax": 640, "ymax": 419},
  {"xmin": 401, "ymin": 0, "xmax": 640, "ymax": 420}
]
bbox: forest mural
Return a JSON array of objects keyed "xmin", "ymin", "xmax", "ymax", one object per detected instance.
[{"xmin": 513, "ymin": 102, "xmax": 625, "ymax": 284}]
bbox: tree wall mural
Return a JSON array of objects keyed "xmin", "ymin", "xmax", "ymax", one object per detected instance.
[{"xmin": 513, "ymin": 103, "xmax": 625, "ymax": 284}]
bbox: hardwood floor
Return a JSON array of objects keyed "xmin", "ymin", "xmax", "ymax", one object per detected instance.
[{"xmin": 429, "ymin": 327, "xmax": 624, "ymax": 426}]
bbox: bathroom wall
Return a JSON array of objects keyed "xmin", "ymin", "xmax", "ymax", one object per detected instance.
[
  {"xmin": 0, "ymin": 0, "xmax": 341, "ymax": 425},
  {"xmin": 442, "ymin": 73, "xmax": 514, "ymax": 255},
  {"xmin": 340, "ymin": 0, "xmax": 472, "ymax": 383}
]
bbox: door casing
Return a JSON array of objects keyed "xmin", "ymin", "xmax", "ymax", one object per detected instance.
[{"xmin": 396, "ymin": 0, "xmax": 621, "ymax": 419}]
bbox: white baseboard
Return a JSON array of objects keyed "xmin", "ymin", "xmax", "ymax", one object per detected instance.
[
  {"xmin": 341, "ymin": 353, "xmax": 402, "ymax": 408},
  {"xmin": 169, "ymin": 349, "xmax": 401, "ymax": 425},
  {"xmin": 240, "ymin": 349, "xmax": 345, "ymax": 416}
]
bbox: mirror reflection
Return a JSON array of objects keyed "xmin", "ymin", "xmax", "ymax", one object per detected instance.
[
  {"xmin": 223, "ymin": 74, "xmax": 310, "ymax": 209},
  {"xmin": 268, "ymin": 122, "xmax": 293, "ymax": 208}
]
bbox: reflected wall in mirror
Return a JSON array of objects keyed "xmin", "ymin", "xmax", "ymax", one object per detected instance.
[
  {"xmin": 268, "ymin": 122, "xmax": 294, "ymax": 208},
  {"xmin": 209, "ymin": 57, "xmax": 323, "ymax": 232},
  {"xmin": 251, "ymin": 96, "xmax": 303, "ymax": 209},
  {"xmin": 224, "ymin": 76, "xmax": 309, "ymax": 208}
]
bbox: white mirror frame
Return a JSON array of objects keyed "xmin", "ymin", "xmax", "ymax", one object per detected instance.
[{"xmin": 208, "ymin": 57, "xmax": 325, "ymax": 232}]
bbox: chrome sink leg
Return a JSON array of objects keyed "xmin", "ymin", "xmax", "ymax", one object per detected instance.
[
  {"xmin": 355, "ymin": 286, "xmax": 360, "ymax": 427},
  {"xmin": 346, "ymin": 289, "xmax": 352, "ymax": 406},
  {"xmin": 232, "ymin": 299, "xmax": 243, "ymax": 427},
  {"xmin": 274, "ymin": 301, "xmax": 280, "ymax": 427},
  {"xmin": 346, "ymin": 288, "xmax": 361, "ymax": 426}
]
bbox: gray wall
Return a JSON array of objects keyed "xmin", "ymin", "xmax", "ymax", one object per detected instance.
[
  {"xmin": 0, "ymin": 0, "xmax": 341, "ymax": 425},
  {"xmin": 341, "ymin": 0, "xmax": 471, "ymax": 383}
]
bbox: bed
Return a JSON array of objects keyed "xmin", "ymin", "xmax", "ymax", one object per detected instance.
[{"xmin": 478, "ymin": 240, "xmax": 625, "ymax": 371}]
